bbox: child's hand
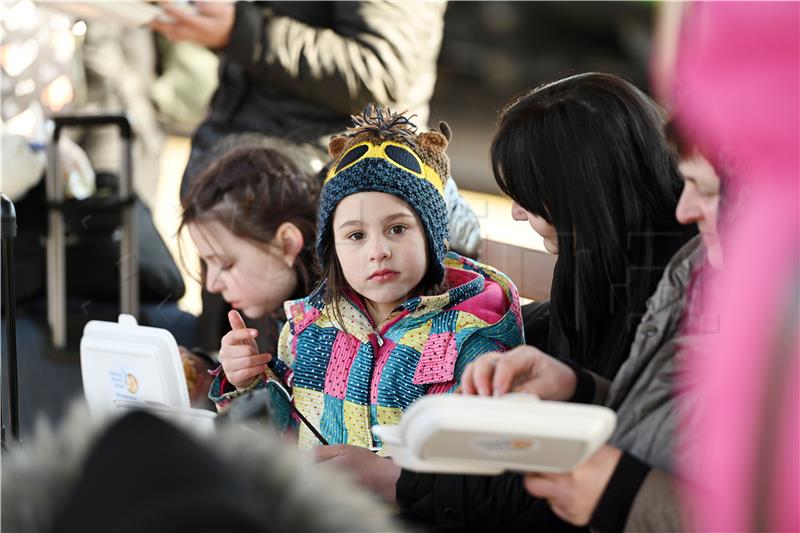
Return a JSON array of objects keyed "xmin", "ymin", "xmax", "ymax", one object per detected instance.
[{"xmin": 219, "ymin": 310, "xmax": 273, "ymax": 389}]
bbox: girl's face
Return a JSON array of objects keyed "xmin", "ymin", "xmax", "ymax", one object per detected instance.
[
  {"xmin": 188, "ymin": 221, "xmax": 298, "ymax": 319},
  {"xmin": 511, "ymin": 201, "xmax": 559, "ymax": 255},
  {"xmin": 675, "ymin": 153, "xmax": 723, "ymax": 268},
  {"xmin": 332, "ymin": 192, "xmax": 428, "ymax": 323}
]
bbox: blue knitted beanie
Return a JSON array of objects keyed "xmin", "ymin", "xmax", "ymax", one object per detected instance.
[{"xmin": 317, "ymin": 106, "xmax": 452, "ymax": 284}]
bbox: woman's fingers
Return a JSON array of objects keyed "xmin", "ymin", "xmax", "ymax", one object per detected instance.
[
  {"xmin": 491, "ymin": 348, "xmax": 537, "ymax": 395},
  {"xmin": 459, "ymin": 363, "xmax": 476, "ymax": 394},
  {"xmin": 160, "ymin": 3, "xmax": 200, "ymax": 26},
  {"xmin": 462, "ymin": 346, "xmax": 575, "ymax": 398},
  {"xmin": 465, "ymin": 352, "xmax": 502, "ymax": 396},
  {"xmin": 151, "ymin": 2, "xmax": 235, "ymax": 49},
  {"xmin": 524, "ymin": 473, "xmax": 559, "ymax": 499}
]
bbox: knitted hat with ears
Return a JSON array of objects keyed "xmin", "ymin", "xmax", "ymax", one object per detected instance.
[{"xmin": 317, "ymin": 104, "xmax": 453, "ymax": 283}]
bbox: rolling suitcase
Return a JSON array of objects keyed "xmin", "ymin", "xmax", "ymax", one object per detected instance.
[{"xmin": 45, "ymin": 114, "xmax": 138, "ymax": 349}]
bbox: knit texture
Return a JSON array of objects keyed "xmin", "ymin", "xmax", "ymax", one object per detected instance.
[
  {"xmin": 317, "ymin": 158, "xmax": 449, "ymax": 282},
  {"xmin": 317, "ymin": 105, "xmax": 453, "ymax": 283}
]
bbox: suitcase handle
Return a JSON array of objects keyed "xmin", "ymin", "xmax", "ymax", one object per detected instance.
[
  {"xmin": 45, "ymin": 113, "xmax": 138, "ymax": 349},
  {"xmin": 50, "ymin": 114, "xmax": 133, "ymax": 141},
  {"xmin": 1, "ymin": 194, "xmax": 20, "ymax": 443}
]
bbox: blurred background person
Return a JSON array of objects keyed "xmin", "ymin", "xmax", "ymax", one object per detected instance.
[
  {"xmin": 671, "ymin": 3, "xmax": 799, "ymax": 531},
  {"xmin": 150, "ymin": 1, "xmax": 448, "ymax": 188}
]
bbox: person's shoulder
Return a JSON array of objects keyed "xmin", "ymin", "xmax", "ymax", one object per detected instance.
[
  {"xmin": 641, "ymin": 235, "xmax": 704, "ymax": 317},
  {"xmin": 663, "ymin": 235, "xmax": 705, "ymax": 291}
]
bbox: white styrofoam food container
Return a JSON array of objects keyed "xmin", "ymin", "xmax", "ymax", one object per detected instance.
[
  {"xmin": 372, "ymin": 394, "xmax": 616, "ymax": 475},
  {"xmin": 80, "ymin": 314, "xmax": 216, "ymax": 431}
]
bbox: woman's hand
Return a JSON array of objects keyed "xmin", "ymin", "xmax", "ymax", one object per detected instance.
[
  {"xmin": 314, "ymin": 445, "xmax": 402, "ymax": 506},
  {"xmin": 150, "ymin": 2, "xmax": 235, "ymax": 50},
  {"xmin": 219, "ymin": 310, "xmax": 272, "ymax": 389},
  {"xmin": 460, "ymin": 345, "xmax": 577, "ymax": 400},
  {"xmin": 523, "ymin": 445, "xmax": 622, "ymax": 526}
]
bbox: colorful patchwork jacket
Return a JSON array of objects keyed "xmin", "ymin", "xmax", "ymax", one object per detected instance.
[{"xmin": 209, "ymin": 252, "xmax": 524, "ymax": 449}]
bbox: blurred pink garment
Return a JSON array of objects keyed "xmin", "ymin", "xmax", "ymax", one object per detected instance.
[{"xmin": 675, "ymin": 2, "xmax": 799, "ymax": 532}]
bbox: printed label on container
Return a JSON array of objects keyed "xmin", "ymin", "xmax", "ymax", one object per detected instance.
[
  {"xmin": 470, "ymin": 437, "xmax": 539, "ymax": 457},
  {"xmin": 110, "ymin": 368, "xmax": 142, "ymax": 403}
]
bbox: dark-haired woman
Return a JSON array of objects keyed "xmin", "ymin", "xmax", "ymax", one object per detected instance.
[{"xmin": 319, "ymin": 73, "xmax": 696, "ymax": 531}]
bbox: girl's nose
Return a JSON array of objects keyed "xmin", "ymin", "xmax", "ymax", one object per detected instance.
[
  {"xmin": 205, "ymin": 266, "xmax": 225, "ymax": 293},
  {"xmin": 368, "ymin": 238, "xmax": 392, "ymax": 262}
]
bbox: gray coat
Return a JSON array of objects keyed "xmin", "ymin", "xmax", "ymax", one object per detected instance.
[{"xmin": 591, "ymin": 235, "xmax": 704, "ymax": 531}]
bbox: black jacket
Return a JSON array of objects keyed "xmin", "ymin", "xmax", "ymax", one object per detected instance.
[
  {"xmin": 183, "ymin": 0, "xmax": 446, "ymax": 188},
  {"xmin": 397, "ymin": 470, "xmax": 585, "ymax": 532}
]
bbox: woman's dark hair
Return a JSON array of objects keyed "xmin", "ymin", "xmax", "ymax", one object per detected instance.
[
  {"xmin": 317, "ymin": 224, "xmax": 446, "ymax": 329},
  {"xmin": 491, "ymin": 72, "xmax": 693, "ymax": 378},
  {"xmin": 179, "ymin": 145, "xmax": 320, "ymax": 297}
]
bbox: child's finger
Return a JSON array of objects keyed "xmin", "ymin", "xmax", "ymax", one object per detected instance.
[
  {"xmin": 227, "ymin": 310, "xmax": 261, "ymax": 350},
  {"xmin": 225, "ymin": 353, "xmax": 272, "ymax": 372},
  {"xmin": 222, "ymin": 328, "xmax": 259, "ymax": 346},
  {"xmin": 220, "ymin": 344, "xmax": 261, "ymax": 361},
  {"xmin": 229, "ymin": 366, "xmax": 268, "ymax": 388},
  {"xmin": 228, "ymin": 309, "xmax": 248, "ymax": 330}
]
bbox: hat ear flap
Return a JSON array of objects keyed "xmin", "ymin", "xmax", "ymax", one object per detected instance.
[
  {"xmin": 438, "ymin": 121, "xmax": 452, "ymax": 142},
  {"xmin": 418, "ymin": 130, "xmax": 449, "ymax": 154},
  {"xmin": 328, "ymin": 135, "xmax": 349, "ymax": 160}
]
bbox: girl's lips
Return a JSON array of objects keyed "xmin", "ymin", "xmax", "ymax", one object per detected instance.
[{"xmin": 369, "ymin": 270, "xmax": 399, "ymax": 282}]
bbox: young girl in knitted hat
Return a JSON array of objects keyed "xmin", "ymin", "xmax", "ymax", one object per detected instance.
[{"xmin": 211, "ymin": 106, "xmax": 524, "ymax": 450}]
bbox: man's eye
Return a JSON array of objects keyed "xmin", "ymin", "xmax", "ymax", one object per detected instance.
[
  {"xmin": 348, "ymin": 232, "xmax": 366, "ymax": 241},
  {"xmin": 388, "ymin": 225, "xmax": 407, "ymax": 235}
]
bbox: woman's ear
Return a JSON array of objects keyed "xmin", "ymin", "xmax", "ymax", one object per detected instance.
[
  {"xmin": 275, "ymin": 222, "xmax": 304, "ymax": 268},
  {"xmin": 328, "ymin": 135, "xmax": 349, "ymax": 160}
]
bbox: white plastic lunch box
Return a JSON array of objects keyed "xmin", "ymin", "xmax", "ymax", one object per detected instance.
[
  {"xmin": 80, "ymin": 314, "xmax": 217, "ymax": 431},
  {"xmin": 372, "ymin": 393, "xmax": 616, "ymax": 475}
]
